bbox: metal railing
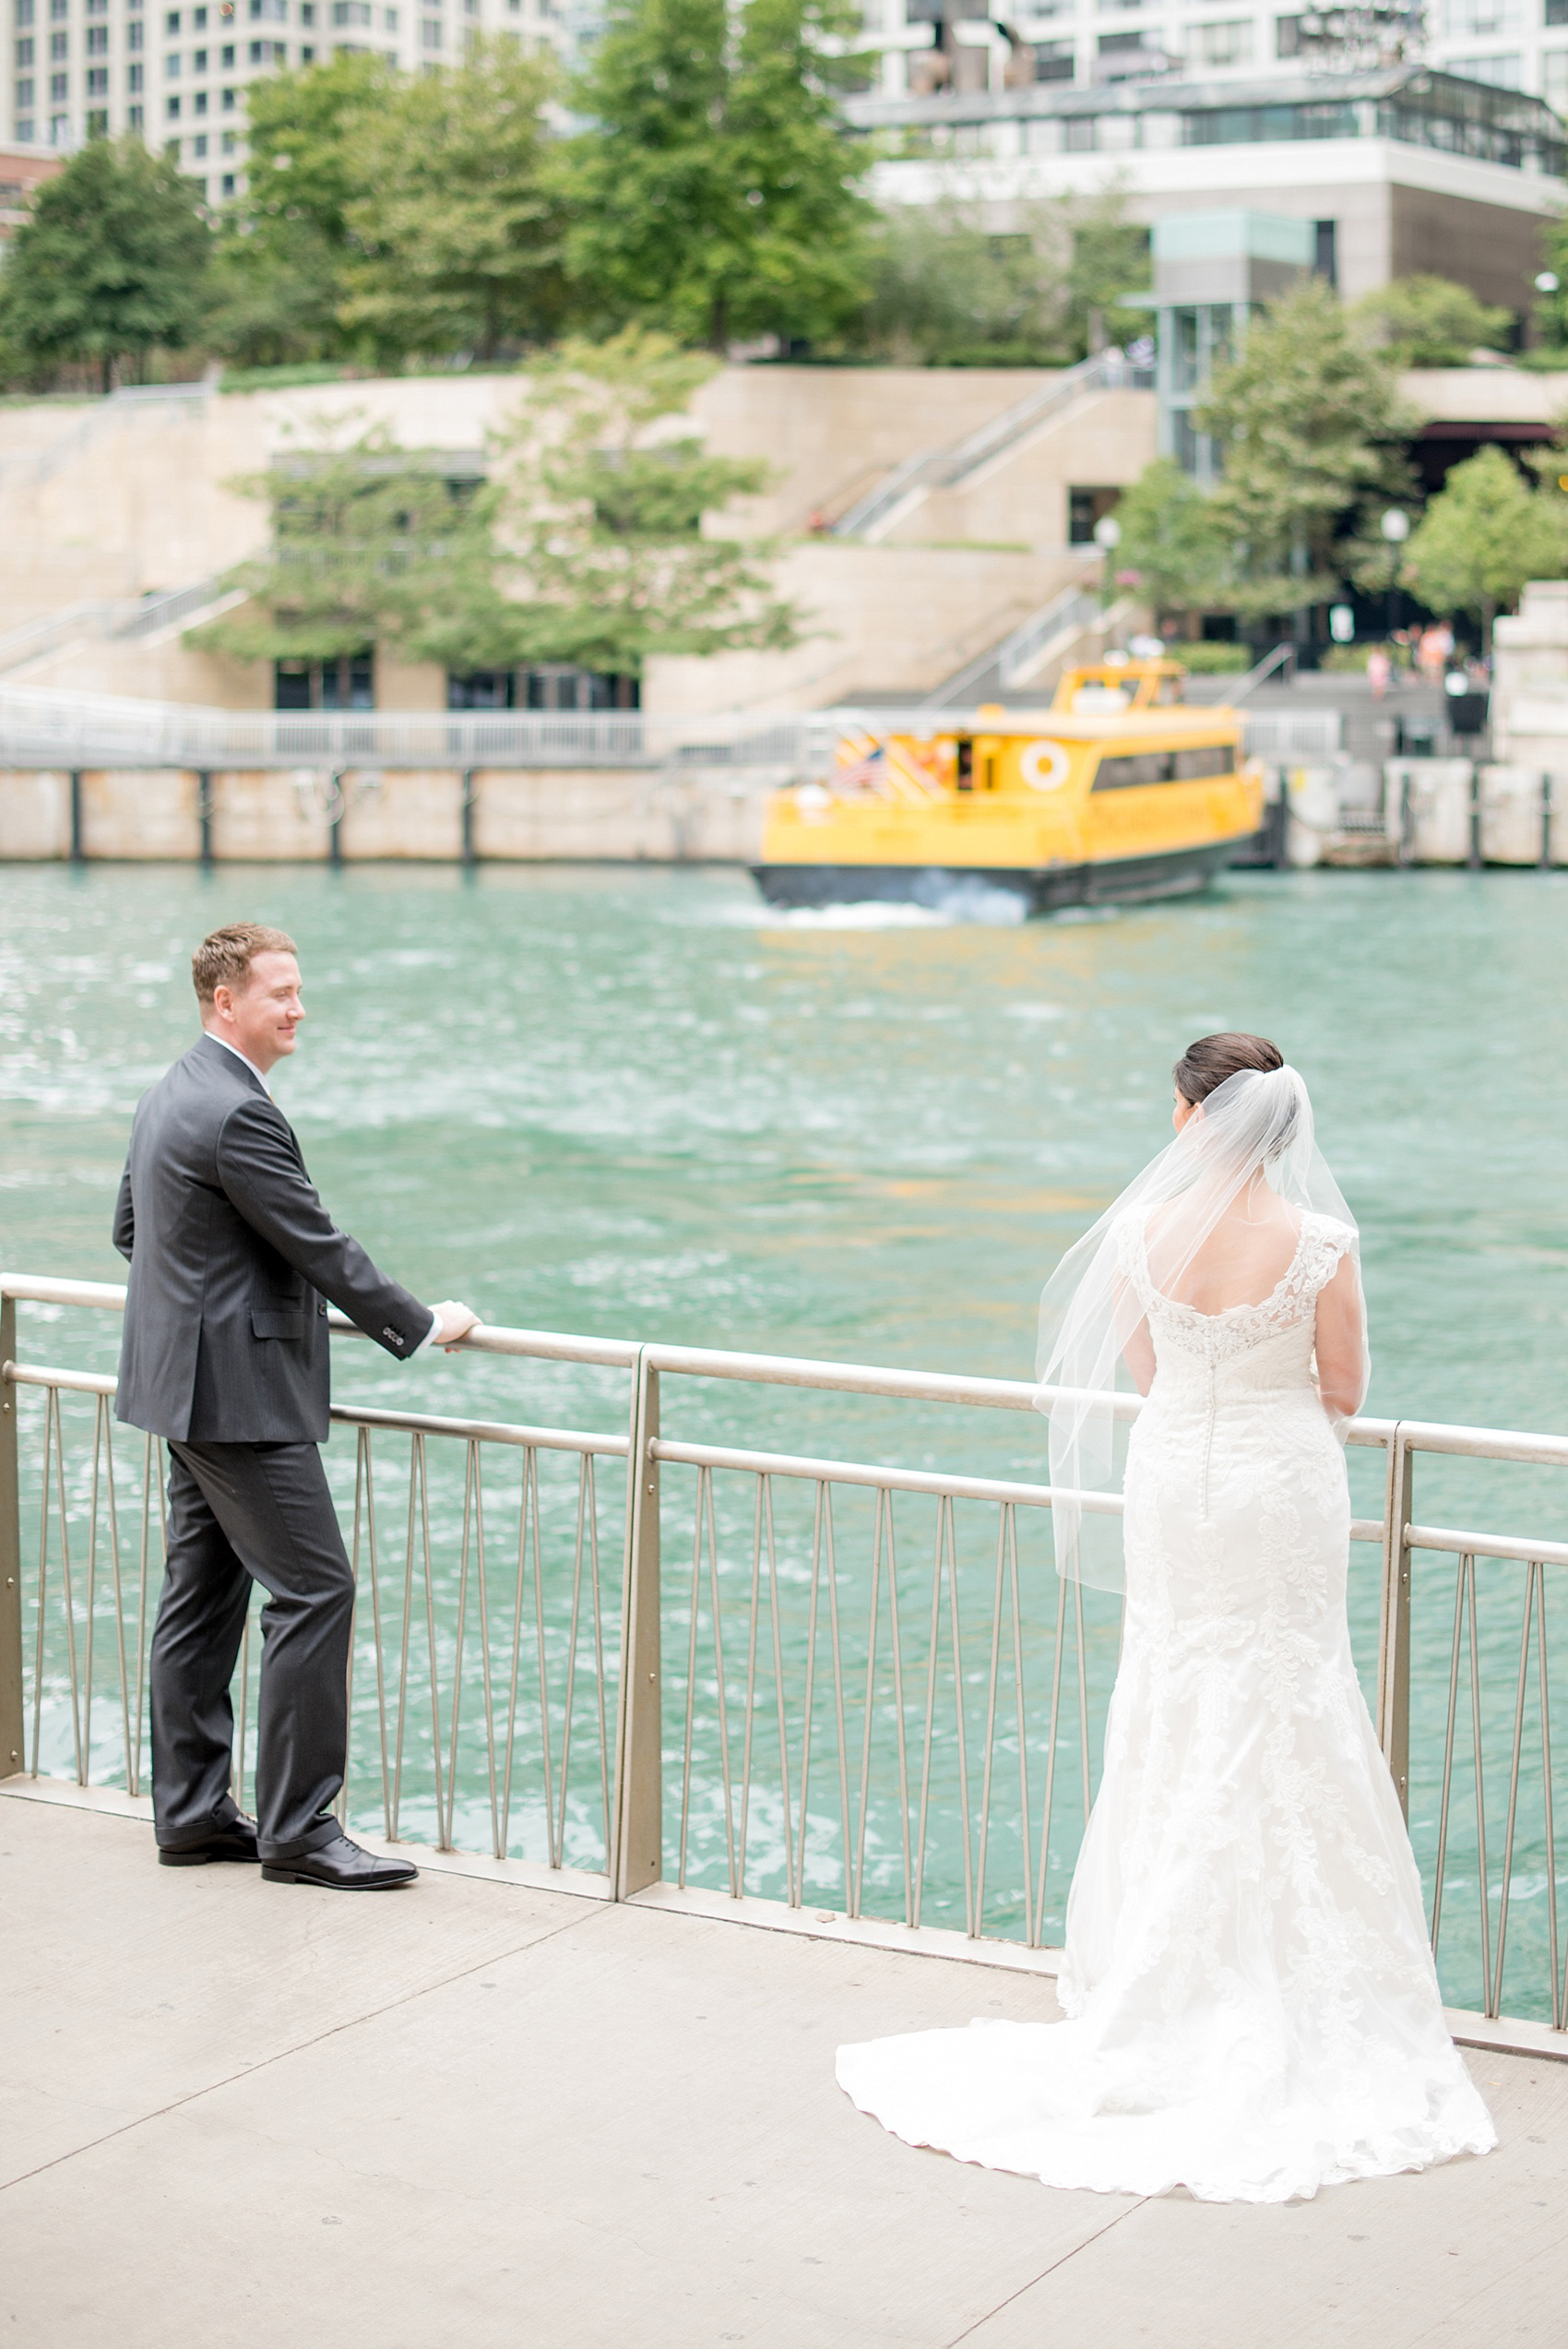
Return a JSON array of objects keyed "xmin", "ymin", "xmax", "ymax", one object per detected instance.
[
  {"xmin": 0, "ymin": 687, "xmax": 1352, "ymax": 775},
  {"xmin": 830, "ymin": 353, "xmax": 1156, "ymax": 543},
  {"xmin": 4, "ymin": 1271, "xmax": 1567, "ymax": 2043}
]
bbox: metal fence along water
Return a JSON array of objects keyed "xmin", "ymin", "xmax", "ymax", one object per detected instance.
[{"xmin": 5, "ymin": 1271, "xmax": 1568, "ymax": 2053}]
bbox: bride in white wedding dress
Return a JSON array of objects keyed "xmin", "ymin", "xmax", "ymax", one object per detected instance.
[{"xmin": 837, "ymin": 1032, "xmax": 1495, "ymax": 2203}]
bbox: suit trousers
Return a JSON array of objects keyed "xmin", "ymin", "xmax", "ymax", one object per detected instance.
[{"xmin": 150, "ymin": 1439, "xmax": 354, "ymax": 1861}]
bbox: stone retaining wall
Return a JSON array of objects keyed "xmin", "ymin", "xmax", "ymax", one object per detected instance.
[{"xmin": 0, "ymin": 768, "xmax": 772, "ymax": 864}]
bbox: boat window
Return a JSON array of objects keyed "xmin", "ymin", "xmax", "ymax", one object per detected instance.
[
  {"xmin": 956, "ymin": 740, "xmax": 975, "ymax": 793},
  {"xmin": 1173, "ymin": 744, "xmax": 1235, "ymax": 779},
  {"xmin": 1092, "ymin": 744, "xmax": 1235, "ymax": 790}
]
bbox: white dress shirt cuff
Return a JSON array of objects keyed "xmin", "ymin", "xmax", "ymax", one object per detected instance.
[{"xmin": 410, "ymin": 1308, "xmax": 441, "ymax": 1356}]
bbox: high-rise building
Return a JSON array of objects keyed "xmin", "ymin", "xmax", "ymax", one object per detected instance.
[
  {"xmin": 1, "ymin": 0, "xmax": 571, "ymax": 204},
  {"xmin": 857, "ymin": 0, "xmax": 1568, "ymax": 116}
]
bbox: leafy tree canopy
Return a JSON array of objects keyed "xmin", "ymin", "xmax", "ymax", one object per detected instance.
[
  {"xmin": 485, "ymin": 328, "xmax": 802, "ymax": 671},
  {"xmin": 187, "ymin": 417, "xmax": 506, "ymax": 668},
  {"xmin": 1348, "ymin": 274, "xmax": 1514, "ymax": 369},
  {"xmin": 850, "ymin": 187, "xmax": 1147, "ymax": 366},
  {"xmin": 1109, "ymin": 458, "xmax": 1232, "ymax": 616},
  {"xmin": 1402, "ymin": 443, "xmax": 1565, "ymax": 647},
  {"xmin": 1195, "ymin": 278, "xmax": 1419, "ymax": 618},
  {"xmin": 204, "ymin": 54, "xmax": 395, "ymax": 368},
  {"xmin": 0, "ymin": 137, "xmax": 210, "ymax": 391},
  {"xmin": 561, "ymin": 0, "xmax": 876, "ymax": 352},
  {"xmin": 341, "ymin": 39, "xmax": 569, "ymax": 367}
]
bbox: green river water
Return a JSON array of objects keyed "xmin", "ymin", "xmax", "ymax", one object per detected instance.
[{"xmin": 4, "ymin": 862, "xmax": 1568, "ymax": 2017}]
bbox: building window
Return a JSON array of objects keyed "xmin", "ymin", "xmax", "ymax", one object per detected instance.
[
  {"xmin": 1190, "ymin": 16, "xmax": 1253, "ymax": 61},
  {"xmin": 1034, "ymin": 36, "xmax": 1074, "ymax": 75},
  {"xmin": 275, "ymin": 653, "xmax": 375, "ymax": 711},
  {"xmin": 166, "ymin": 8, "xmax": 180, "ymax": 27},
  {"xmin": 1544, "ymin": 43, "xmax": 1568, "ymax": 98},
  {"xmin": 446, "ymin": 667, "xmax": 640, "ymax": 713},
  {"xmin": 128, "ymin": 58, "xmax": 143, "ymax": 83},
  {"xmin": 86, "ymin": 62, "xmax": 106, "ymax": 87},
  {"xmin": 220, "ymin": 39, "xmax": 233, "ymax": 57},
  {"xmin": 14, "ymin": 74, "xmax": 32, "ymax": 102},
  {"xmin": 194, "ymin": 84, "xmax": 207, "ymax": 104},
  {"xmin": 193, "ymin": 43, "xmax": 208, "ymax": 65},
  {"xmin": 86, "ymin": 101, "xmax": 107, "ymax": 127},
  {"xmin": 128, "ymin": 18, "xmax": 144, "ymax": 45},
  {"xmin": 300, "ymin": 38, "xmax": 313, "ymax": 52},
  {"xmin": 334, "ymin": 2, "xmax": 373, "ymax": 22},
  {"xmin": 1444, "ymin": 0, "xmax": 1520, "ymax": 28},
  {"xmin": 16, "ymin": 113, "xmax": 33, "ymax": 135},
  {"xmin": 15, "ymin": 0, "xmax": 32, "ymax": 23},
  {"xmin": 1549, "ymin": 0, "xmax": 1568, "ymax": 23},
  {"xmin": 192, "ymin": 127, "xmax": 207, "ymax": 149},
  {"xmin": 86, "ymin": 22, "xmax": 108, "ymax": 49},
  {"xmin": 221, "ymin": 78, "xmax": 235, "ymax": 99},
  {"xmin": 126, "ymin": 99, "xmax": 141, "ymax": 121},
  {"xmin": 167, "ymin": 49, "xmax": 181, "ymax": 70},
  {"xmin": 49, "ymin": 66, "xmax": 66, "ymax": 93},
  {"xmin": 301, "ymin": 0, "xmax": 316, "ymax": 17},
  {"xmin": 384, "ymin": 4, "xmax": 397, "ymax": 21},
  {"xmin": 421, "ymin": 15, "xmax": 440, "ymax": 40},
  {"xmin": 221, "ymin": 168, "xmax": 235, "ymax": 192},
  {"xmin": 220, "ymin": 125, "xmax": 235, "ymax": 144},
  {"xmin": 15, "ymin": 37, "xmax": 33, "ymax": 63},
  {"xmin": 49, "ymin": 108, "xmax": 68, "ymax": 137},
  {"xmin": 249, "ymin": 36, "xmax": 286, "ymax": 56},
  {"xmin": 251, "ymin": 0, "xmax": 289, "ymax": 19},
  {"xmin": 49, "ymin": 30, "xmax": 66, "ymax": 57},
  {"xmin": 1447, "ymin": 47, "xmax": 1525, "ymax": 78}
]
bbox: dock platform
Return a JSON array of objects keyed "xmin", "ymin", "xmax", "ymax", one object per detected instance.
[{"xmin": 5, "ymin": 1789, "xmax": 1567, "ymax": 2348}]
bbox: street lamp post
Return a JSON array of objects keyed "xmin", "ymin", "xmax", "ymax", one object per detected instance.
[
  {"xmin": 1094, "ymin": 512, "xmax": 1122, "ymax": 614},
  {"xmin": 1380, "ymin": 507, "xmax": 1410, "ymax": 650}
]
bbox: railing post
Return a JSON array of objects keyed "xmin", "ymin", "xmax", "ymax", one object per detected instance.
[
  {"xmin": 68, "ymin": 770, "xmax": 85, "ymax": 864},
  {"xmin": 612, "ymin": 1349, "xmax": 661, "ymax": 1899},
  {"xmin": 1376, "ymin": 1425, "xmax": 1413, "ymax": 1817},
  {"xmin": 196, "ymin": 769, "xmax": 214, "ymax": 867},
  {"xmin": 0, "ymin": 1298, "xmax": 23, "ymax": 1778},
  {"xmin": 1541, "ymin": 771, "xmax": 1553, "ymax": 872},
  {"xmin": 460, "ymin": 768, "xmax": 477, "ymax": 868}
]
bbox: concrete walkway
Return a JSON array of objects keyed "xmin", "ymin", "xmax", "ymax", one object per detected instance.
[{"xmin": 4, "ymin": 1795, "xmax": 1565, "ymax": 2349}]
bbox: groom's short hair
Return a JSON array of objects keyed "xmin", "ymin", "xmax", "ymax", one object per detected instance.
[{"xmin": 192, "ymin": 923, "xmax": 298, "ymax": 1008}]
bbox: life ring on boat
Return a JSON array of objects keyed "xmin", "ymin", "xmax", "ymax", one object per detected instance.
[{"xmin": 1019, "ymin": 739, "xmax": 1072, "ymax": 793}]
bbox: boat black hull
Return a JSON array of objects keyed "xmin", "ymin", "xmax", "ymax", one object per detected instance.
[{"xmin": 751, "ymin": 838, "xmax": 1246, "ymax": 915}]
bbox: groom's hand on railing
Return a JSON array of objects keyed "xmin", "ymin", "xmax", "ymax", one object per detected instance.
[{"xmin": 428, "ymin": 1301, "xmax": 481, "ymax": 1352}]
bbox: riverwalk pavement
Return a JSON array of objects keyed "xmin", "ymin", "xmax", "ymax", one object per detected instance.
[{"xmin": 5, "ymin": 1788, "xmax": 1566, "ymax": 2349}]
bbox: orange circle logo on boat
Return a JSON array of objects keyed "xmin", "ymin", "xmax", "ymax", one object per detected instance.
[{"xmin": 1019, "ymin": 741, "xmax": 1071, "ymax": 793}]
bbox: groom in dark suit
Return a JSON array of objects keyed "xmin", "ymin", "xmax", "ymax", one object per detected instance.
[{"xmin": 113, "ymin": 922, "xmax": 479, "ymax": 1889}]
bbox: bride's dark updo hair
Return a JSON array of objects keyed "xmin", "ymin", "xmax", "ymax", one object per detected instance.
[{"xmin": 1173, "ymin": 1031, "xmax": 1284, "ymax": 1107}]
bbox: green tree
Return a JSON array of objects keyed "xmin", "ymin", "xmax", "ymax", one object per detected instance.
[
  {"xmin": 340, "ymin": 40, "xmax": 569, "ymax": 366},
  {"xmin": 1403, "ymin": 444, "xmax": 1566, "ymax": 650},
  {"xmin": 186, "ymin": 419, "xmax": 511, "ymax": 672},
  {"xmin": 1110, "ymin": 459, "xmax": 1232, "ymax": 617},
  {"xmin": 204, "ymin": 54, "xmax": 394, "ymax": 368},
  {"xmin": 561, "ymin": 0, "xmax": 875, "ymax": 352},
  {"xmin": 485, "ymin": 328, "xmax": 802, "ymax": 672},
  {"xmin": 1194, "ymin": 278, "xmax": 1418, "ymax": 618},
  {"xmin": 0, "ymin": 137, "xmax": 210, "ymax": 391},
  {"xmin": 851, "ymin": 187, "xmax": 1148, "ymax": 366},
  {"xmin": 1349, "ymin": 273, "xmax": 1514, "ymax": 368}
]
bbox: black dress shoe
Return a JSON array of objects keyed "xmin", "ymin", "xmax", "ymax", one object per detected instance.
[
  {"xmin": 261, "ymin": 1830, "xmax": 419, "ymax": 1890},
  {"xmin": 159, "ymin": 1817, "xmax": 261, "ymax": 1867}
]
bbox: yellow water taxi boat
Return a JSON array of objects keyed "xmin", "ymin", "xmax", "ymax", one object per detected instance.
[{"xmin": 753, "ymin": 659, "xmax": 1265, "ymax": 914}]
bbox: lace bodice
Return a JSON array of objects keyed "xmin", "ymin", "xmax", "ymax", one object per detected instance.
[{"xmin": 1117, "ymin": 1207, "xmax": 1355, "ymax": 1408}]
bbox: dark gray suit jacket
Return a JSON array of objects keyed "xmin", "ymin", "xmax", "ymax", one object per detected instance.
[{"xmin": 113, "ymin": 1032, "xmax": 432, "ymax": 1443}]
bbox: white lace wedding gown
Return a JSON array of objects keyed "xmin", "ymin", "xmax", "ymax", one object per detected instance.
[{"xmin": 837, "ymin": 1210, "xmax": 1496, "ymax": 2203}]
